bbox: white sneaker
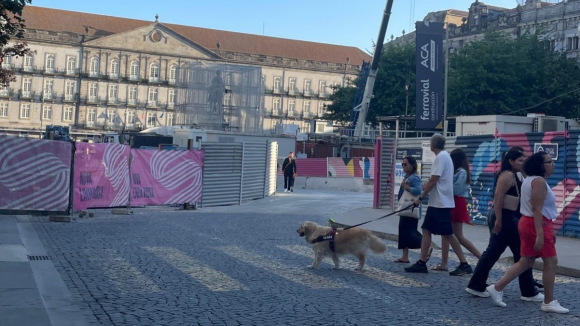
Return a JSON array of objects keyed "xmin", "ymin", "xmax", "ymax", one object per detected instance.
[
  {"xmin": 284, "ymin": 189, "xmax": 288, "ymax": 192},
  {"xmin": 521, "ymin": 293, "xmax": 544, "ymax": 302},
  {"xmin": 486, "ymin": 285, "xmax": 506, "ymax": 307},
  {"xmin": 541, "ymin": 300, "xmax": 569, "ymax": 314},
  {"xmin": 465, "ymin": 287, "xmax": 490, "ymax": 298}
]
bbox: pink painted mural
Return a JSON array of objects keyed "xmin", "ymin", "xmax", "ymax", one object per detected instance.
[
  {"xmin": 327, "ymin": 157, "xmax": 374, "ymax": 178},
  {"xmin": 130, "ymin": 149, "xmax": 204, "ymax": 206},
  {"xmin": 0, "ymin": 136, "xmax": 72, "ymax": 211},
  {"xmin": 73, "ymin": 143, "xmax": 130, "ymax": 211}
]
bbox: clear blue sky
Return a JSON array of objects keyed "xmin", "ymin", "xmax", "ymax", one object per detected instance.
[{"xmin": 32, "ymin": 0, "xmax": 526, "ymax": 53}]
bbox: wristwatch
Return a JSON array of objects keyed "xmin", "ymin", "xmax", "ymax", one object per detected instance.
[{"xmin": 418, "ymin": 196, "xmax": 423, "ymax": 201}]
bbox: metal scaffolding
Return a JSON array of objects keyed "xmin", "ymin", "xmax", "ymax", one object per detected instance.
[{"xmin": 175, "ymin": 62, "xmax": 263, "ymax": 133}]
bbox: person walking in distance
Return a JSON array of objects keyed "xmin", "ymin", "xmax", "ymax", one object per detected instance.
[
  {"xmin": 405, "ymin": 134, "xmax": 473, "ymax": 275},
  {"xmin": 487, "ymin": 152, "xmax": 568, "ymax": 313},
  {"xmin": 394, "ymin": 156, "xmax": 423, "ymax": 263},
  {"xmin": 282, "ymin": 152, "xmax": 297, "ymax": 193},
  {"xmin": 465, "ymin": 148, "xmax": 543, "ymax": 301},
  {"xmin": 432, "ymin": 148, "xmax": 481, "ymax": 271}
]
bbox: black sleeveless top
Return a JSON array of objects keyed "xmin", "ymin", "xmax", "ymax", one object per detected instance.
[{"xmin": 493, "ymin": 171, "xmax": 523, "ymax": 217}]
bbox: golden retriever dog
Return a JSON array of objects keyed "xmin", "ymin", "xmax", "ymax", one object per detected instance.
[{"xmin": 297, "ymin": 221, "xmax": 386, "ymax": 271}]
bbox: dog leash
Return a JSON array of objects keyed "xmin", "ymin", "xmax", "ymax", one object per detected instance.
[{"xmin": 341, "ymin": 204, "xmax": 417, "ymax": 231}]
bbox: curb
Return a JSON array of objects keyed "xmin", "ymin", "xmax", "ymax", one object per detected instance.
[{"xmin": 329, "ymin": 219, "xmax": 580, "ymax": 279}]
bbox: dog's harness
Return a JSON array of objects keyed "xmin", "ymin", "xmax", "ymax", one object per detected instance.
[
  {"xmin": 309, "ymin": 204, "xmax": 417, "ymax": 252},
  {"xmin": 312, "ymin": 228, "xmax": 338, "ymax": 252}
]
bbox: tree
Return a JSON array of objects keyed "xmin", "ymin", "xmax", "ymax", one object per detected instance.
[
  {"xmin": 448, "ymin": 29, "xmax": 580, "ymax": 118},
  {"xmin": 0, "ymin": 0, "xmax": 33, "ymax": 85},
  {"xmin": 323, "ymin": 43, "xmax": 416, "ymax": 126}
]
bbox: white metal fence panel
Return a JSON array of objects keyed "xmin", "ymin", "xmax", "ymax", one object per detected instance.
[
  {"xmin": 241, "ymin": 142, "xmax": 268, "ymax": 203},
  {"xmin": 201, "ymin": 143, "xmax": 243, "ymax": 207},
  {"xmin": 378, "ymin": 137, "xmax": 395, "ymax": 209},
  {"xmin": 265, "ymin": 141, "xmax": 278, "ymax": 197}
]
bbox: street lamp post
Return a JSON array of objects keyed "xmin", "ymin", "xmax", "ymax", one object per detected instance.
[{"xmin": 342, "ymin": 57, "xmax": 350, "ymax": 87}]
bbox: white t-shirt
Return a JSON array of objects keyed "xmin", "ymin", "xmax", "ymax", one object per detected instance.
[{"xmin": 428, "ymin": 150, "xmax": 455, "ymax": 208}]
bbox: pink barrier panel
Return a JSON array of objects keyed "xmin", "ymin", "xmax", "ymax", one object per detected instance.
[
  {"xmin": 73, "ymin": 143, "xmax": 130, "ymax": 211},
  {"xmin": 130, "ymin": 149, "xmax": 204, "ymax": 206},
  {"xmin": 327, "ymin": 157, "xmax": 374, "ymax": 178},
  {"xmin": 0, "ymin": 136, "xmax": 71, "ymax": 211}
]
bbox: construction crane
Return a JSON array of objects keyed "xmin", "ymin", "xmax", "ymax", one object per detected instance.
[{"xmin": 353, "ymin": 0, "xmax": 395, "ymax": 137}]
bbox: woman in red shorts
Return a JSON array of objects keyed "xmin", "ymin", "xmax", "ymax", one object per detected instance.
[
  {"xmin": 487, "ymin": 152, "xmax": 568, "ymax": 313},
  {"xmin": 432, "ymin": 148, "xmax": 481, "ymax": 271}
]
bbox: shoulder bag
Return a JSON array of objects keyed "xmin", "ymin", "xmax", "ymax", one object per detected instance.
[{"xmin": 396, "ymin": 182, "xmax": 419, "ymax": 219}]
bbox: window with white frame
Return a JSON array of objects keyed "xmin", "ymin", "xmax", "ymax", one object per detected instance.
[
  {"xmin": 89, "ymin": 83, "xmax": 98, "ymax": 102},
  {"xmin": 89, "ymin": 57, "xmax": 99, "ymax": 76},
  {"xmin": 273, "ymin": 98, "xmax": 281, "ymax": 111},
  {"xmin": 303, "ymin": 121, "xmax": 311, "ymax": 133},
  {"xmin": 43, "ymin": 80, "xmax": 54, "ymax": 99},
  {"xmin": 186, "ymin": 69, "xmax": 193, "ymax": 82},
  {"xmin": 304, "ymin": 100, "xmax": 311, "ymax": 113},
  {"xmin": 149, "ymin": 62, "xmax": 160, "ymax": 81},
  {"xmin": 0, "ymin": 102, "xmax": 7, "ymax": 117},
  {"xmin": 126, "ymin": 110, "xmax": 135, "ymax": 126},
  {"xmin": 63, "ymin": 107, "xmax": 73, "ymax": 121},
  {"xmin": 45, "ymin": 55, "xmax": 55, "ymax": 73},
  {"xmin": 130, "ymin": 61, "xmax": 139, "ymax": 80},
  {"xmin": 318, "ymin": 102, "xmax": 325, "ymax": 115},
  {"xmin": 168, "ymin": 89, "xmax": 175, "ymax": 107},
  {"xmin": 107, "ymin": 109, "xmax": 115, "ymax": 125},
  {"xmin": 273, "ymin": 77, "xmax": 281, "ymax": 91},
  {"xmin": 288, "ymin": 99, "xmax": 295, "ymax": 112},
  {"xmin": 110, "ymin": 59, "xmax": 120, "ymax": 77},
  {"xmin": 2, "ymin": 54, "xmax": 11, "ymax": 68},
  {"xmin": 20, "ymin": 104, "xmax": 30, "ymax": 119},
  {"xmin": 167, "ymin": 113, "xmax": 174, "ymax": 126},
  {"xmin": 87, "ymin": 108, "xmax": 96, "ymax": 125},
  {"xmin": 289, "ymin": 78, "xmax": 296, "ymax": 92},
  {"xmin": 65, "ymin": 81, "xmax": 75, "ymax": 101},
  {"xmin": 66, "ymin": 57, "xmax": 76, "ymax": 75},
  {"xmin": 223, "ymin": 93, "xmax": 230, "ymax": 106},
  {"xmin": 146, "ymin": 112, "xmax": 156, "ymax": 128},
  {"xmin": 148, "ymin": 88, "xmax": 158, "ymax": 104},
  {"xmin": 23, "ymin": 54, "xmax": 33, "ymax": 71},
  {"xmin": 0, "ymin": 85, "xmax": 8, "ymax": 96},
  {"xmin": 169, "ymin": 65, "xmax": 177, "ymax": 83},
  {"xmin": 225, "ymin": 74, "xmax": 231, "ymax": 85},
  {"xmin": 304, "ymin": 80, "xmax": 312, "ymax": 93},
  {"xmin": 42, "ymin": 105, "xmax": 52, "ymax": 120},
  {"xmin": 128, "ymin": 86, "xmax": 137, "ymax": 105},
  {"xmin": 22, "ymin": 78, "xmax": 31, "ymax": 97},
  {"xmin": 319, "ymin": 81, "xmax": 327, "ymax": 95},
  {"xmin": 109, "ymin": 85, "xmax": 118, "ymax": 103},
  {"xmin": 271, "ymin": 120, "xmax": 277, "ymax": 132}
]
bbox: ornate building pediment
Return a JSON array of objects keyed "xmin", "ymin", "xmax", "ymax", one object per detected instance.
[{"xmin": 83, "ymin": 23, "xmax": 220, "ymax": 59}]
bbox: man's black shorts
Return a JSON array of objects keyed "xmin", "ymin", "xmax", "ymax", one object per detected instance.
[{"xmin": 421, "ymin": 206, "xmax": 453, "ymax": 235}]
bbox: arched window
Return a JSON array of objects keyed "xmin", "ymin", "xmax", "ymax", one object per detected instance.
[
  {"xmin": 89, "ymin": 57, "xmax": 99, "ymax": 77},
  {"xmin": 149, "ymin": 62, "xmax": 160, "ymax": 82},
  {"xmin": 130, "ymin": 61, "xmax": 140, "ymax": 80},
  {"xmin": 169, "ymin": 65, "xmax": 177, "ymax": 84},
  {"xmin": 45, "ymin": 55, "xmax": 55, "ymax": 73},
  {"xmin": 66, "ymin": 57, "xmax": 76, "ymax": 75},
  {"xmin": 110, "ymin": 59, "xmax": 119, "ymax": 77}
]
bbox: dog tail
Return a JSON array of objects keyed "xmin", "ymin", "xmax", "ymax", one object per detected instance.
[{"xmin": 368, "ymin": 233, "xmax": 387, "ymax": 253}]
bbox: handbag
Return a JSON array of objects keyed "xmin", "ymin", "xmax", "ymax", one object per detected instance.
[
  {"xmin": 501, "ymin": 172, "xmax": 520, "ymax": 211},
  {"xmin": 396, "ymin": 190, "xmax": 419, "ymax": 219}
]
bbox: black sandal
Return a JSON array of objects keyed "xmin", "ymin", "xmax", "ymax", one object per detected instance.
[{"xmin": 394, "ymin": 259, "xmax": 410, "ymax": 263}]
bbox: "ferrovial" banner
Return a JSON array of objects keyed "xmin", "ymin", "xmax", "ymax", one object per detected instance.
[{"xmin": 415, "ymin": 21, "xmax": 444, "ymax": 129}]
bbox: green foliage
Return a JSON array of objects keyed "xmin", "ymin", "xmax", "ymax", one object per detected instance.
[
  {"xmin": 448, "ymin": 29, "xmax": 580, "ymax": 118},
  {"xmin": 0, "ymin": 0, "xmax": 33, "ymax": 85},
  {"xmin": 321, "ymin": 84, "xmax": 356, "ymax": 125}
]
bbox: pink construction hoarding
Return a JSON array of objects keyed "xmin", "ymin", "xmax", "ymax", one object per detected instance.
[
  {"xmin": 73, "ymin": 143, "xmax": 130, "ymax": 211},
  {"xmin": 0, "ymin": 136, "xmax": 72, "ymax": 211},
  {"xmin": 130, "ymin": 149, "xmax": 204, "ymax": 206}
]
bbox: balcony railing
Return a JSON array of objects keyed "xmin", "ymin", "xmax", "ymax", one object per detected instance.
[
  {"xmin": 89, "ymin": 72, "xmax": 100, "ymax": 78},
  {"xmin": 168, "ymin": 102, "xmax": 175, "ymax": 109},
  {"xmin": 273, "ymin": 87, "xmax": 283, "ymax": 94},
  {"xmin": 149, "ymin": 76, "xmax": 160, "ymax": 83},
  {"xmin": 107, "ymin": 98, "xmax": 121, "ymax": 105},
  {"xmin": 318, "ymin": 92, "xmax": 328, "ymax": 99},
  {"xmin": 22, "ymin": 65, "xmax": 34, "ymax": 72},
  {"xmin": 0, "ymin": 88, "xmax": 11, "ymax": 98},
  {"xmin": 303, "ymin": 89, "xmax": 314, "ymax": 97},
  {"xmin": 44, "ymin": 67, "xmax": 55, "ymax": 74},
  {"xmin": 127, "ymin": 98, "xmax": 138, "ymax": 106},
  {"xmin": 42, "ymin": 92, "xmax": 55, "ymax": 101},
  {"xmin": 147, "ymin": 100, "xmax": 159, "ymax": 108},
  {"xmin": 66, "ymin": 69, "xmax": 78, "ymax": 76},
  {"xmin": 271, "ymin": 109, "xmax": 283, "ymax": 117},
  {"xmin": 128, "ymin": 75, "xmax": 141, "ymax": 82},
  {"xmin": 287, "ymin": 111, "xmax": 298, "ymax": 118},
  {"xmin": 86, "ymin": 96, "xmax": 103, "ymax": 104},
  {"xmin": 288, "ymin": 88, "xmax": 300, "ymax": 96},
  {"xmin": 169, "ymin": 78, "xmax": 176, "ymax": 85},
  {"xmin": 64, "ymin": 93, "xmax": 77, "ymax": 102},
  {"xmin": 302, "ymin": 111, "xmax": 314, "ymax": 119},
  {"xmin": 2, "ymin": 63, "xmax": 12, "ymax": 69},
  {"xmin": 19, "ymin": 90, "xmax": 34, "ymax": 99}
]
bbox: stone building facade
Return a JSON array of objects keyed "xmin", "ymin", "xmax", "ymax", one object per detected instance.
[{"xmin": 0, "ymin": 6, "xmax": 370, "ymax": 138}]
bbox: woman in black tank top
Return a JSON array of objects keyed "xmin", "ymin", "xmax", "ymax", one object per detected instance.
[{"xmin": 466, "ymin": 148, "xmax": 542, "ymax": 300}]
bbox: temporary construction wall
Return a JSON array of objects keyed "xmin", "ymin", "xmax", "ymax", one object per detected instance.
[{"xmin": 376, "ymin": 131, "xmax": 580, "ymax": 237}]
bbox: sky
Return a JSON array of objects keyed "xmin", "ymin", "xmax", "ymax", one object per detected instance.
[{"xmin": 31, "ymin": 0, "xmax": 548, "ymax": 53}]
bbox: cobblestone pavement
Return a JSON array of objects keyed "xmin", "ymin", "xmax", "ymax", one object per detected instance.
[{"xmin": 32, "ymin": 199, "xmax": 580, "ymax": 325}]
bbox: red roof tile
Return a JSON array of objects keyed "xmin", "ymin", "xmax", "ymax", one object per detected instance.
[{"xmin": 21, "ymin": 6, "xmax": 370, "ymax": 65}]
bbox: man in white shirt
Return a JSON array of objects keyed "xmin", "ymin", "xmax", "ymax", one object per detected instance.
[{"xmin": 405, "ymin": 134, "xmax": 473, "ymax": 275}]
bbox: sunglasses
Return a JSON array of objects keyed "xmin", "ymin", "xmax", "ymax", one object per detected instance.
[{"xmin": 402, "ymin": 163, "xmax": 408, "ymax": 166}]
